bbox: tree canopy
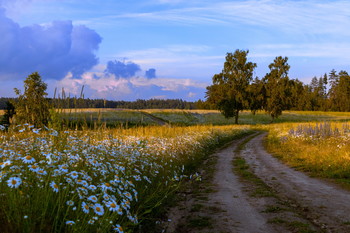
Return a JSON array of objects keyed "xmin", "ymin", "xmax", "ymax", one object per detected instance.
[
  {"xmin": 13, "ymin": 72, "xmax": 51, "ymax": 127},
  {"xmin": 206, "ymin": 49, "xmax": 256, "ymax": 124}
]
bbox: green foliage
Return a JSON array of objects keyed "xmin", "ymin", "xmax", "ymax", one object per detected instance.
[
  {"xmin": 1, "ymin": 101, "xmax": 16, "ymax": 127},
  {"xmin": 13, "ymin": 72, "xmax": 51, "ymax": 128},
  {"xmin": 263, "ymin": 56, "xmax": 291, "ymax": 120},
  {"xmin": 206, "ymin": 50, "xmax": 257, "ymax": 124}
]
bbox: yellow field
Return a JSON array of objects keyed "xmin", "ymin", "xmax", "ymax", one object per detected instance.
[{"xmin": 264, "ymin": 121, "xmax": 350, "ymax": 185}]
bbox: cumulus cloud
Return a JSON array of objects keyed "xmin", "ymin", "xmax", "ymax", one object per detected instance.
[
  {"xmin": 105, "ymin": 60, "xmax": 141, "ymax": 78},
  {"xmin": 145, "ymin": 68, "xmax": 156, "ymax": 78},
  {"xmin": 51, "ymin": 59, "xmax": 207, "ymax": 100},
  {"xmin": 0, "ymin": 7, "xmax": 102, "ymax": 80}
]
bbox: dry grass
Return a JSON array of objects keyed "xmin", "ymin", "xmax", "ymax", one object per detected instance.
[{"xmin": 264, "ymin": 121, "xmax": 350, "ymax": 183}]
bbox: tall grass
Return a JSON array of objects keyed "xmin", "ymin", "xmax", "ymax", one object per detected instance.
[
  {"xmin": 265, "ymin": 121, "xmax": 350, "ymax": 183},
  {"xmin": 0, "ymin": 123, "xmax": 251, "ymax": 232}
]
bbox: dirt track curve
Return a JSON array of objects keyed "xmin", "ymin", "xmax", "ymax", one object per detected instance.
[{"xmin": 163, "ymin": 132, "xmax": 350, "ymax": 233}]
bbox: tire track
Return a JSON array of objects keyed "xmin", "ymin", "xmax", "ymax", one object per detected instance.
[{"xmin": 242, "ymin": 133, "xmax": 350, "ymax": 232}]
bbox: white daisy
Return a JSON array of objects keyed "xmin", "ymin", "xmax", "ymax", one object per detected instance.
[
  {"xmin": 7, "ymin": 177, "xmax": 22, "ymax": 188},
  {"xmin": 81, "ymin": 201, "xmax": 89, "ymax": 214},
  {"xmin": 50, "ymin": 181, "xmax": 59, "ymax": 192},
  {"xmin": 93, "ymin": 203, "xmax": 104, "ymax": 216}
]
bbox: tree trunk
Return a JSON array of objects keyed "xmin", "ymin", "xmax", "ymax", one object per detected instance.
[{"xmin": 234, "ymin": 110, "xmax": 239, "ymax": 124}]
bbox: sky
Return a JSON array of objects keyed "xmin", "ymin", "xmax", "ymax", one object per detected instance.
[{"xmin": 0, "ymin": 0, "xmax": 350, "ymax": 101}]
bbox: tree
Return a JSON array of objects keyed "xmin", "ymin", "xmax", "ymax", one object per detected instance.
[
  {"xmin": 13, "ymin": 72, "xmax": 51, "ymax": 127},
  {"xmin": 247, "ymin": 77, "xmax": 265, "ymax": 115},
  {"xmin": 263, "ymin": 56, "xmax": 291, "ymax": 120},
  {"xmin": 0, "ymin": 101, "xmax": 16, "ymax": 127},
  {"xmin": 206, "ymin": 50, "xmax": 257, "ymax": 124},
  {"xmin": 328, "ymin": 70, "xmax": 350, "ymax": 111}
]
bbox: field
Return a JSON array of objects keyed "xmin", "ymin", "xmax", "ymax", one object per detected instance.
[
  {"xmin": 1, "ymin": 109, "xmax": 350, "ymax": 232},
  {"xmin": 0, "ymin": 120, "xmax": 252, "ymax": 232},
  {"xmin": 52, "ymin": 108, "xmax": 350, "ymax": 128}
]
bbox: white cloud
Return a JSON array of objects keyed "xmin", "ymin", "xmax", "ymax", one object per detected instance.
[
  {"xmin": 106, "ymin": 0, "xmax": 350, "ymax": 36},
  {"xmin": 130, "ymin": 76, "xmax": 207, "ymax": 91},
  {"xmin": 50, "ymin": 70, "xmax": 208, "ymax": 100},
  {"xmin": 251, "ymin": 43, "xmax": 350, "ymax": 60},
  {"xmin": 116, "ymin": 45, "xmax": 223, "ymax": 79},
  {"xmin": 188, "ymin": 92, "xmax": 196, "ymax": 98}
]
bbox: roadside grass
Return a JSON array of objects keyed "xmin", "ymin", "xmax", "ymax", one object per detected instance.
[{"xmin": 264, "ymin": 121, "xmax": 350, "ymax": 188}]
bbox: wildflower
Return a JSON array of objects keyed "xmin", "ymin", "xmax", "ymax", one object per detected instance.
[
  {"xmin": 1, "ymin": 160, "xmax": 11, "ymax": 169},
  {"xmin": 65, "ymin": 177, "xmax": 73, "ymax": 184},
  {"xmin": 0, "ymin": 125, "xmax": 5, "ymax": 131},
  {"xmin": 32, "ymin": 128, "xmax": 40, "ymax": 134},
  {"xmin": 7, "ymin": 177, "xmax": 22, "ymax": 188},
  {"xmin": 69, "ymin": 171, "xmax": 79, "ymax": 179},
  {"xmin": 77, "ymin": 179, "xmax": 88, "ymax": 187},
  {"xmin": 66, "ymin": 200, "xmax": 74, "ymax": 206},
  {"xmin": 29, "ymin": 164, "xmax": 39, "ymax": 172},
  {"xmin": 93, "ymin": 203, "xmax": 104, "ymax": 216},
  {"xmin": 103, "ymin": 194, "xmax": 111, "ymax": 201},
  {"xmin": 123, "ymin": 191, "xmax": 132, "ymax": 201},
  {"xmin": 58, "ymin": 164, "xmax": 68, "ymax": 173},
  {"xmin": 22, "ymin": 155, "xmax": 35, "ymax": 164},
  {"xmin": 88, "ymin": 195, "xmax": 98, "ymax": 203},
  {"xmin": 88, "ymin": 185, "xmax": 97, "ymax": 191},
  {"xmin": 81, "ymin": 201, "xmax": 89, "ymax": 214},
  {"xmin": 36, "ymin": 169, "xmax": 47, "ymax": 176},
  {"xmin": 66, "ymin": 220, "xmax": 75, "ymax": 225},
  {"xmin": 106, "ymin": 201, "xmax": 120, "ymax": 212},
  {"xmin": 50, "ymin": 181, "xmax": 59, "ymax": 192},
  {"xmin": 88, "ymin": 219, "xmax": 94, "ymax": 224},
  {"xmin": 113, "ymin": 224, "xmax": 124, "ymax": 233},
  {"xmin": 23, "ymin": 215, "xmax": 28, "ymax": 219}
]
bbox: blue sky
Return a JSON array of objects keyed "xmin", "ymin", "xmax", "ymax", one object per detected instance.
[{"xmin": 1, "ymin": 0, "xmax": 350, "ymax": 101}]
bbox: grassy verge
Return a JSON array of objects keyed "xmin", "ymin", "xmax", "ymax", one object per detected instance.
[{"xmin": 264, "ymin": 121, "xmax": 350, "ymax": 188}]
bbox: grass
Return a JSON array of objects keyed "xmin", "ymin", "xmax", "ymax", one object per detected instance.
[
  {"xmin": 264, "ymin": 121, "xmax": 350, "ymax": 187},
  {"xmin": 188, "ymin": 216, "xmax": 212, "ymax": 228},
  {"xmin": 0, "ymin": 123, "xmax": 250, "ymax": 232},
  {"xmin": 2, "ymin": 109, "xmax": 350, "ymax": 232},
  {"xmin": 49, "ymin": 109, "xmax": 350, "ymax": 129}
]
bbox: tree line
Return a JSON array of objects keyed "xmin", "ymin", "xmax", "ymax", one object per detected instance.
[
  {"xmin": 206, "ymin": 49, "xmax": 350, "ymax": 123},
  {"xmin": 0, "ymin": 97, "xmax": 197, "ymax": 110},
  {"xmin": 1, "ymin": 54, "xmax": 350, "ymax": 128}
]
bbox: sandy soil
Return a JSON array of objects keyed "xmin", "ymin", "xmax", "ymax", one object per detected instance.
[{"xmin": 163, "ymin": 132, "xmax": 350, "ymax": 233}]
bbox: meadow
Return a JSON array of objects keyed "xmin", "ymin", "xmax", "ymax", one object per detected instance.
[
  {"xmin": 47, "ymin": 108, "xmax": 350, "ymax": 128},
  {"xmin": 1, "ymin": 109, "xmax": 350, "ymax": 232},
  {"xmin": 264, "ymin": 121, "xmax": 350, "ymax": 185},
  {"xmin": 0, "ymin": 121, "xmax": 251, "ymax": 233}
]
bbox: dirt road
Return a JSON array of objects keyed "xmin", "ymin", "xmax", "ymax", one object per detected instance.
[{"xmin": 163, "ymin": 132, "xmax": 350, "ymax": 232}]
